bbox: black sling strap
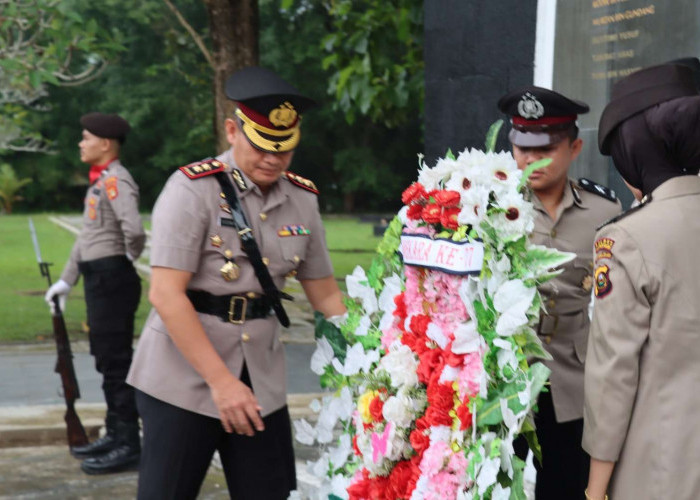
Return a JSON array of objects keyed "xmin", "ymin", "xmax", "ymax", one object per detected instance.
[{"xmin": 214, "ymin": 171, "xmax": 291, "ymax": 327}]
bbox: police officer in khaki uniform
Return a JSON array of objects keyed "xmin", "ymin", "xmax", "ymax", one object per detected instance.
[
  {"xmin": 498, "ymin": 87, "xmax": 621, "ymax": 499},
  {"xmin": 584, "ymin": 64, "xmax": 700, "ymax": 500},
  {"xmin": 45, "ymin": 112, "xmax": 145, "ymax": 474},
  {"xmin": 127, "ymin": 66, "xmax": 345, "ymax": 499}
]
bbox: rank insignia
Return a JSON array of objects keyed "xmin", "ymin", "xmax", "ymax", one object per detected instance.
[
  {"xmin": 210, "ymin": 234, "xmax": 223, "ymax": 247},
  {"xmin": 179, "ymin": 159, "xmax": 225, "ymax": 179},
  {"xmin": 231, "ymin": 169, "xmax": 247, "ymax": 191},
  {"xmin": 581, "ymin": 274, "xmax": 593, "ymax": 292},
  {"xmin": 220, "ymin": 203, "xmax": 231, "ymax": 214},
  {"xmin": 87, "ymin": 196, "xmax": 97, "ymax": 220},
  {"xmin": 594, "ymin": 264, "xmax": 612, "ymax": 298},
  {"xmin": 105, "ymin": 176, "xmax": 119, "ymax": 200},
  {"xmin": 220, "ymin": 260, "xmax": 240, "ymax": 281},
  {"xmin": 278, "ymin": 225, "xmax": 311, "ymax": 237},
  {"xmin": 284, "ymin": 171, "xmax": 318, "ymax": 194}
]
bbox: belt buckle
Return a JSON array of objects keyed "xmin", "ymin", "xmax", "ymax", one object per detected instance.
[{"xmin": 228, "ymin": 296, "xmax": 247, "ymax": 324}]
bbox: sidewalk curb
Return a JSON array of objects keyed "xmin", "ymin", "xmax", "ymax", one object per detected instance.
[{"xmin": 0, "ymin": 393, "xmax": 323, "ymax": 449}]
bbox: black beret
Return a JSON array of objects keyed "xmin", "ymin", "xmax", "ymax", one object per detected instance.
[
  {"xmin": 226, "ymin": 66, "xmax": 316, "ymax": 153},
  {"xmin": 598, "ymin": 64, "xmax": 698, "ymax": 155},
  {"xmin": 497, "ymin": 86, "xmax": 589, "ymax": 147},
  {"xmin": 80, "ymin": 113, "xmax": 131, "ymax": 143}
]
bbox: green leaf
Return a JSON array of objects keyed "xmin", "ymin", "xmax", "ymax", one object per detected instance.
[
  {"xmin": 280, "ymin": 0, "xmax": 294, "ymax": 10},
  {"xmin": 519, "ymin": 244, "xmax": 575, "ymax": 280},
  {"xmin": 314, "ymin": 311, "xmax": 348, "ymax": 363},
  {"xmin": 484, "ymin": 119, "xmax": 504, "ymax": 152},
  {"xmin": 517, "ymin": 158, "xmax": 552, "ymax": 190},
  {"xmin": 445, "ymin": 148, "xmax": 456, "ymax": 160},
  {"xmin": 509, "ymin": 455, "xmax": 528, "ymax": 500},
  {"xmin": 520, "ymin": 413, "xmax": 543, "ymax": 465},
  {"xmin": 376, "ymin": 216, "xmax": 403, "ymax": 258}
]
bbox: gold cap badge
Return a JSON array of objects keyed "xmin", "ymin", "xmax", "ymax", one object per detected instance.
[{"xmin": 269, "ymin": 102, "xmax": 297, "ymax": 128}]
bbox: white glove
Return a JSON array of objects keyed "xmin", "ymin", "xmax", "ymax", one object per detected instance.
[
  {"xmin": 45, "ymin": 279, "xmax": 71, "ymax": 315},
  {"xmin": 126, "ymin": 252, "xmax": 134, "ymax": 262}
]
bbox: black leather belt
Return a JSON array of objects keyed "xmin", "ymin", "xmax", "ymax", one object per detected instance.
[
  {"xmin": 78, "ymin": 255, "xmax": 132, "ymax": 275},
  {"xmin": 186, "ymin": 290, "xmax": 273, "ymax": 324}
]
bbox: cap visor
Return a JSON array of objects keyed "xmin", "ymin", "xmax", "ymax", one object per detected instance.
[{"xmin": 508, "ymin": 129, "xmax": 567, "ymax": 147}]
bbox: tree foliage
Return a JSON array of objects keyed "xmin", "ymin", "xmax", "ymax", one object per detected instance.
[
  {"xmin": 0, "ymin": 163, "xmax": 32, "ymax": 213},
  {"xmin": 0, "ymin": 0, "xmax": 124, "ymax": 153},
  {"xmin": 313, "ymin": 0, "xmax": 424, "ymax": 128},
  {"xmin": 5, "ymin": 0, "xmax": 425, "ymax": 214}
]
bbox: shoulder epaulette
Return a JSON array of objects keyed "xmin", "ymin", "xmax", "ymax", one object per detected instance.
[
  {"xmin": 284, "ymin": 171, "xmax": 318, "ymax": 194},
  {"xmin": 596, "ymin": 194, "xmax": 651, "ymax": 230},
  {"xmin": 179, "ymin": 159, "xmax": 225, "ymax": 179},
  {"xmin": 577, "ymin": 178, "xmax": 617, "ymax": 202}
]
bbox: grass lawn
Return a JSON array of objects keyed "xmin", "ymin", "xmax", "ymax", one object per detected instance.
[{"xmin": 0, "ymin": 213, "xmax": 382, "ymax": 343}]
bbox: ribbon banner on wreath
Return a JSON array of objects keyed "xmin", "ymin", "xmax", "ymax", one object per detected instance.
[{"xmin": 294, "ymin": 125, "xmax": 574, "ymax": 500}]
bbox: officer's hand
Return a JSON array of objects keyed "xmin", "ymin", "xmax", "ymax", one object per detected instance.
[
  {"xmin": 44, "ymin": 279, "xmax": 71, "ymax": 315},
  {"xmin": 211, "ymin": 375, "xmax": 265, "ymax": 436}
]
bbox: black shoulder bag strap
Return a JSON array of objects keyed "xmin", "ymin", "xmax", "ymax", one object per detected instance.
[{"xmin": 214, "ymin": 171, "xmax": 291, "ymax": 327}]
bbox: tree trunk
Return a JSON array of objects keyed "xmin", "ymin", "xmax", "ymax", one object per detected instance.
[{"xmin": 203, "ymin": 0, "xmax": 259, "ymax": 153}]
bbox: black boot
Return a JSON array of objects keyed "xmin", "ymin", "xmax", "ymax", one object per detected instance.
[
  {"xmin": 71, "ymin": 414, "xmax": 118, "ymax": 459},
  {"xmin": 80, "ymin": 421, "xmax": 140, "ymax": 475}
]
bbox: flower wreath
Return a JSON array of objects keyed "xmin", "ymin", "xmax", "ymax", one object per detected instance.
[{"xmin": 295, "ymin": 126, "xmax": 573, "ymax": 500}]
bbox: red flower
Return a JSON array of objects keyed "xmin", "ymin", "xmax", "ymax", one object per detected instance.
[
  {"xmin": 409, "ymin": 419, "xmax": 430, "ymax": 454},
  {"xmin": 444, "ymin": 345, "xmax": 465, "ymax": 367},
  {"xmin": 368, "ymin": 474, "xmax": 391, "ymax": 500},
  {"xmin": 457, "ymin": 402, "xmax": 473, "ymax": 431},
  {"xmin": 353, "ymin": 434, "xmax": 362, "ymax": 456},
  {"xmin": 427, "ymin": 382, "xmax": 455, "ymax": 412},
  {"xmin": 369, "ymin": 395, "xmax": 384, "ymax": 422},
  {"xmin": 409, "ymin": 314, "xmax": 431, "ymax": 336},
  {"xmin": 424, "ymin": 404, "xmax": 454, "ymax": 427},
  {"xmin": 401, "ymin": 182, "xmax": 428, "ymax": 205},
  {"xmin": 348, "ymin": 469, "xmax": 370, "ymax": 500},
  {"xmin": 406, "ymin": 203, "xmax": 424, "ymax": 221},
  {"xmin": 440, "ymin": 207, "xmax": 460, "ymax": 230},
  {"xmin": 394, "ymin": 292, "xmax": 407, "ymax": 320},
  {"xmin": 417, "ymin": 348, "xmax": 444, "ymax": 385},
  {"xmin": 433, "ymin": 190, "xmax": 461, "ymax": 207},
  {"xmin": 421, "ymin": 203, "xmax": 442, "ymax": 224},
  {"xmin": 388, "ymin": 459, "xmax": 419, "ymax": 499}
]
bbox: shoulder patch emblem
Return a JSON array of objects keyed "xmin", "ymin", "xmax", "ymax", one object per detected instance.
[
  {"xmin": 594, "ymin": 264, "xmax": 612, "ymax": 298},
  {"xmin": 105, "ymin": 176, "xmax": 119, "ymax": 200},
  {"xmin": 284, "ymin": 171, "xmax": 318, "ymax": 194},
  {"xmin": 231, "ymin": 168, "xmax": 248, "ymax": 191},
  {"xmin": 578, "ymin": 178, "xmax": 617, "ymax": 202},
  {"xmin": 179, "ymin": 159, "xmax": 225, "ymax": 179}
]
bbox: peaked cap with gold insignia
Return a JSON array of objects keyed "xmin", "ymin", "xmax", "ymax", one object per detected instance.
[{"xmin": 226, "ymin": 66, "xmax": 316, "ymax": 153}]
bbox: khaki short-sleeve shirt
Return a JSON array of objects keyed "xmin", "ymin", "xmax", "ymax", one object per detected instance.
[{"xmin": 128, "ymin": 149, "xmax": 333, "ymax": 418}]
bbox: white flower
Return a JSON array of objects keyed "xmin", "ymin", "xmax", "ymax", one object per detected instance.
[
  {"xmin": 426, "ymin": 322, "xmax": 449, "ymax": 349},
  {"xmin": 287, "ymin": 490, "xmax": 302, "ymax": 500},
  {"xmin": 354, "ymin": 315, "xmax": 371, "ymax": 336},
  {"xmin": 378, "ymin": 273, "xmax": 403, "ymax": 332},
  {"xmin": 418, "ymin": 156, "xmax": 461, "ymax": 189},
  {"xmin": 492, "ymin": 483, "xmax": 511, "ymax": 500},
  {"xmin": 452, "ymin": 320, "xmax": 481, "ymax": 354},
  {"xmin": 397, "ymin": 205, "xmax": 409, "ymax": 224},
  {"xmin": 493, "ymin": 338, "xmax": 518, "ymax": 373},
  {"xmin": 330, "ymin": 474, "xmax": 351, "ymax": 500},
  {"xmin": 487, "ymin": 189, "xmax": 535, "ymax": 241},
  {"xmin": 346, "ymin": 266, "xmax": 378, "ymax": 314},
  {"xmin": 457, "ymin": 184, "xmax": 491, "ymax": 227},
  {"xmin": 332, "ymin": 343, "xmax": 380, "ymax": 376},
  {"xmin": 310, "ymin": 336, "xmax": 334, "ymax": 375},
  {"xmin": 308, "ymin": 454, "xmax": 329, "ymax": 477},
  {"xmin": 378, "ymin": 343, "xmax": 419, "ymax": 388},
  {"xmin": 293, "ymin": 418, "xmax": 316, "ymax": 445},
  {"xmin": 328, "ymin": 386, "xmax": 355, "ymax": 422},
  {"xmin": 439, "ymin": 364, "xmax": 460, "ymax": 384},
  {"xmin": 493, "ymin": 279, "xmax": 536, "ymax": 336},
  {"xmin": 328, "ymin": 434, "xmax": 352, "ymax": 469},
  {"xmin": 476, "ymin": 456, "xmax": 500, "ymax": 495},
  {"xmin": 382, "ymin": 392, "xmax": 414, "ymax": 428}
]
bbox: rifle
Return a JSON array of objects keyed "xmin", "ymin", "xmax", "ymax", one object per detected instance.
[{"xmin": 28, "ymin": 218, "xmax": 88, "ymax": 449}]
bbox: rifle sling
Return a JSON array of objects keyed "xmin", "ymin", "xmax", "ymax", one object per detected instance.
[{"xmin": 214, "ymin": 171, "xmax": 291, "ymax": 328}]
